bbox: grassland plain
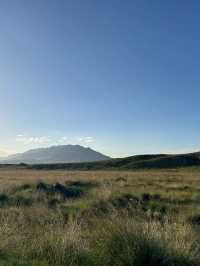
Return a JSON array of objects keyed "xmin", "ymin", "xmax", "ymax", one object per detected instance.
[{"xmin": 0, "ymin": 167, "xmax": 200, "ymax": 265}]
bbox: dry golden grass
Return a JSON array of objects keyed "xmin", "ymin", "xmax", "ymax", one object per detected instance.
[{"xmin": 0, "ymin": 167, "xmax": 200, "ymax": 265}]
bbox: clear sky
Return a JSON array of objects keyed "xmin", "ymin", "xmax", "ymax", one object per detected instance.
[{"xmin": 1, "ymin": 0, "xmax": 200, "ymax": 157}]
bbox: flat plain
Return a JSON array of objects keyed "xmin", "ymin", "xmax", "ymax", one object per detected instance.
[{"xmin": 0, "ymin": 167, "xmax": 200, "ymax": 265}]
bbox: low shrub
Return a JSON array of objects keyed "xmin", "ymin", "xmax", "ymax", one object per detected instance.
[
  {"xmin": 66, "ymin": 180, "xmax": 97, "ymax": 189},
  {"xmin": 36, "ymin": 182, "xmax": 52, "ymax": 192},
  {"xmin": 188, "ymin": 214, "xmax": 200, "ymax": 225},
  {"xmin": 36, "ymin": 182, "xmax": 84, "ymax": 199},
  {"xmin": 0, "ymin": 194, "xmax": 9, "ymax": 206},
  {"xmin": 55, "ymin": 183, "xmax": 84, "ymax": 198},
  {"xmin": 10, "ymin": 195, "xmax": 33, "ymax": 207}
]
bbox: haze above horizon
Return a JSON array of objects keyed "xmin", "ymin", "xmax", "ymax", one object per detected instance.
[{"xmin": 1, "ymin": 1, "xmax": 200, "ymax": 157}]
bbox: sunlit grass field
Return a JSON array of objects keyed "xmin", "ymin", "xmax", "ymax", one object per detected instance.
[{"xmin": 0, "ymin": 167, "xmax": 200, "ymax": 265}]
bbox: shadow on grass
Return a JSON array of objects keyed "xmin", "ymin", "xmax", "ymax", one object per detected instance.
[{"xmin": 88, "ymin": 193, "xmax": 177, "ymax": 222}]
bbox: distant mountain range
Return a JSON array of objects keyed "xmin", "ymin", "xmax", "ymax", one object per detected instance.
[
  {"xmin": 16, "ymin": 151, "xmax": 200, "ymax": 170},
  {"xmin": 1, "ymin": 146, "xmax": 200, "ymax": 170},
  {"xmin": 0, "ymin": 145, "xmax": 110, "ymax": 164}
]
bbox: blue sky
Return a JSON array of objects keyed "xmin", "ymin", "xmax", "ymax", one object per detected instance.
[{"xmin": 1, "ymin": 0, "xmax": 200, "ymax": 157}]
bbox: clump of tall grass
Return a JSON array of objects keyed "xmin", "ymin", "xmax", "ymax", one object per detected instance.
[
  {"xmin": 0, "ymin": 207, "xmax": 91, "ymax": 266},
  {"xmin": 33, "ymin": 216, "xmax": 200, "ymax": 266},
  {"xmin": 93, "ymin": 216, "xmax": 200, "ymax": 266}
]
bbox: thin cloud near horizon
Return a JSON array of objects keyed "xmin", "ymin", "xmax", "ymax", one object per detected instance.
[{"xmin": 16, "ymin": 134, "xmax": 95, "ymax": 147}]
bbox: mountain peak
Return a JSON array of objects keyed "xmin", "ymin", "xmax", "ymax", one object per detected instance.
[{"xmin": 0, "ymin": 145, "xmax": 110, "ymax": 164}]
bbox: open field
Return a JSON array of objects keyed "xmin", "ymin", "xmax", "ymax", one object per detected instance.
[{"xmin": 0, "ymin": 167, "xmax": 200, "ymax": 265}]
